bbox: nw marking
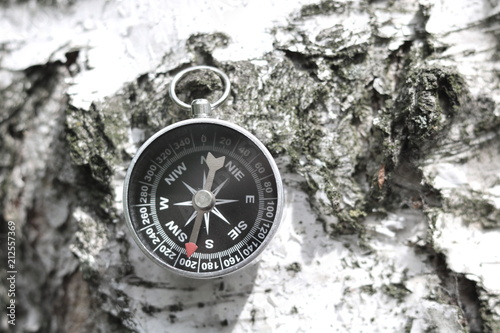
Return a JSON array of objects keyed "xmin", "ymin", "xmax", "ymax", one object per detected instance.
[{"xmin": 164, "ymin": 162, "xmax": 187, "ymax": 185}]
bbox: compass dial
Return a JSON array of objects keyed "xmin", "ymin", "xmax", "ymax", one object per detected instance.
[{"xmin": 124, "ymin": 119, "xmax": 283, "ymax": 278}]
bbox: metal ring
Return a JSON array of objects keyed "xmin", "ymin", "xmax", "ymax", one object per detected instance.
[{"xmin": 169, "ymin": 65, "xmax": 231, "ymax": 110}]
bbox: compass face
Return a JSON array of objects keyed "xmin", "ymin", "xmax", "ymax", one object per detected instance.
[{"xmin": 124, "ymin": 119, "xmax": 283, "ymax": 278}]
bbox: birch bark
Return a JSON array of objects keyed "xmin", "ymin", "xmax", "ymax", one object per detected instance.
[{"xmin": 1, "ymin": 0, "xmax": 499, "ymax": 332}]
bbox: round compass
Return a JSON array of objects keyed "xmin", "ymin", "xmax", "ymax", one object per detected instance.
[{"xmin": 123, "ymin": 66, "xmax": 283, "ymax": 278}]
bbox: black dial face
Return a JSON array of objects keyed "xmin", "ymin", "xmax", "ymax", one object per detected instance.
[{"xmin": 124, "ymin": 119, "xmax": 283, "ymax": 278}]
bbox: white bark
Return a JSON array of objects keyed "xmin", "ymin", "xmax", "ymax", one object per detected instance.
[{"xmin": 1, "ymin": 0, "xmax": 499, "ymax": 332}]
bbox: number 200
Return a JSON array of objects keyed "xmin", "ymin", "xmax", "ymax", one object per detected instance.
[{"xmin": 178, "ymin": 258, "xmax": 197, "ymax": 269}]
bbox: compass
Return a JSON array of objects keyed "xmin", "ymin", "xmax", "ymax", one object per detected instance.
[{"xmin": 123, "ymin": 66, "xmax": 283, "ymax": 278}]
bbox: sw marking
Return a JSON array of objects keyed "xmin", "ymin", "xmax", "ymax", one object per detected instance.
[{"xmin": 165, "ymin": 220, "xmax": 188, "ymax": 242}]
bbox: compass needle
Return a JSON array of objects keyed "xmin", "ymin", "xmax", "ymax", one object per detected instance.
[
  {"xmin": 185, "ymin": 152, "xmax": 226, "ymax": 257},
  {"xmin": 185, "ymin": 242, "xmax": 198, "ymax": 258},
  {"xmin": 124, "ymin": 66, "xmax": 283, "ymax": 278}
]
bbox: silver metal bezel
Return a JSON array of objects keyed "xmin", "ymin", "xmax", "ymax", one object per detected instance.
[{"xmin": 123, "ymin": 118, "xmax": 284, "ymax": 279}]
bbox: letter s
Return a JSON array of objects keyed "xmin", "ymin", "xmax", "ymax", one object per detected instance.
[
  {"xmin": 238, "ymin": 221, "xmax": 248, "ymax": 231},
  {"xmin": 178, "ymin": 232, "xmax": 187, "ymax": 243}
]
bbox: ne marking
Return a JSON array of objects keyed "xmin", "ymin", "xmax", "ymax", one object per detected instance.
[{"xmin": 225, "ymin": 160, "xmax": 245, "ymax": 181}]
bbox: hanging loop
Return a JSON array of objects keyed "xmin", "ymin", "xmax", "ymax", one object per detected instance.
[{"xmin": 169, "ymin": 65, "xmax": 231, "ymax": 111}]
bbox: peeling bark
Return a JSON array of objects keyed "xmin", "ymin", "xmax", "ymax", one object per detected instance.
[{"xmin": 1, "ymin": 0, "xmax": 499, "ymax": 332}]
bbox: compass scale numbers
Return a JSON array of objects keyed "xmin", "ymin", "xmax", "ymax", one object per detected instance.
[{"xmin": 127, "ymin": 121, "xmax": 281, "ymax": 276}]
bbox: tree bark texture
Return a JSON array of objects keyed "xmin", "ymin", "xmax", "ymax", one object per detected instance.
[{"xmin": 1, "ymin": 0, "xmax": 499, "ymax": 332}]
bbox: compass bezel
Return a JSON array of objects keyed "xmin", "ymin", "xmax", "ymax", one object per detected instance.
[{"xmin": 123, "ymin": 118, "xmax": 284, "ymax": 279}]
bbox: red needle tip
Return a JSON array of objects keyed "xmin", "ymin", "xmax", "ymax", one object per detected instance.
[{"xmin": 185, "ymin": 242, "xmax": 198, "ymax": 258}]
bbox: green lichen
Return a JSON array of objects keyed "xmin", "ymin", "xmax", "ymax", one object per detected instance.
[
  {"xmin": 472, "ymin": 96, "xmax": 500, "ymax": 135},
  {"xmin": 65, "ymin": 101, "xmax": 127, "ymax": 184},
  {"xmin": 300, "ymin": 0, "xmax": 348, "ymax": 18},
  {"xmin": 444, "ymin": 191, "xmax": 500, "ymax": 229},
  {"xmin": 285, "ymin": 262, "xmax": 302, "ymax": 273},
  {"xmin": 391, "ymin": 65, "xmax": 465, "ymax": 157},
  {"xmin": 359, "ymin": 284, "xmax": 376, "ymax": 295},
  {"xmin": 186, "ymin": 32, "xmax": 231, "ymax": 63},
  {"xmin": 381, "ymin": 283, "xmax": 411, "ymax": 302}
]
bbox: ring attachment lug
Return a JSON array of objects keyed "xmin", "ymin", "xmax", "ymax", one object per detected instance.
[{"xmin": 191, "ymin": 99, "xmax": 211, "ymax": 118}]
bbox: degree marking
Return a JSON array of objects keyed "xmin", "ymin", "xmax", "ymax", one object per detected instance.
[
  {"xmin": 174, "ymin": 253, "xmax": 181, "ymax": 267},
  {"xmin": 153, "ymin": 239, "xmax": 167, "ymax": 252},
  {"xmin": 151, "ymin": 159, "xmax": 162, "ymax": 168},
  {"xmin": 231, "ymin": 137, "xmax": 241, "ymax": 154},
  {"xmin": 237, "ymin": 248, "xmax": 244, "ymax": 260},
  {"xmin": 138, "ymin": 224, "xmax": 154, "ymax": 232},
  {"xmin": 251, "ymin": 235, "xmax": 262, "ymax": 244},
  {"xmin": 191, "ymin": 132, "xmax": 196, "ymax": 149},
  {"xmin": 219, "ymin": 254, "xmax": 224, "ymax": 269},
  {"xmin": 133, "ymin": 203, "xmax": 153, "ymax": 207},
  {"xmin": 247, "ymin": 152, "xmax": 261, "ymax": 164},
  {"xmin": 258, "ymin": 174, "xmax": 273, "ymax": 182},
  {"xmin": 169, "ymin": 144, "xmax": 177, "ymax": 155}
]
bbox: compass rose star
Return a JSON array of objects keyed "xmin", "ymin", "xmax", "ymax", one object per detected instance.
[
  {"xmin": 182, "ymin": 181, "xmax": 197, "ymax": 195},
  {"xmin": 173, "ymin": 178, "xmax": 237, "ymax": 234}
]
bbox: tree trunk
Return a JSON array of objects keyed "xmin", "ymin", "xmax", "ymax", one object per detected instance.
[{"xmin": 1, "ymin": 0, "xmax": 499, "ymax": 332}]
